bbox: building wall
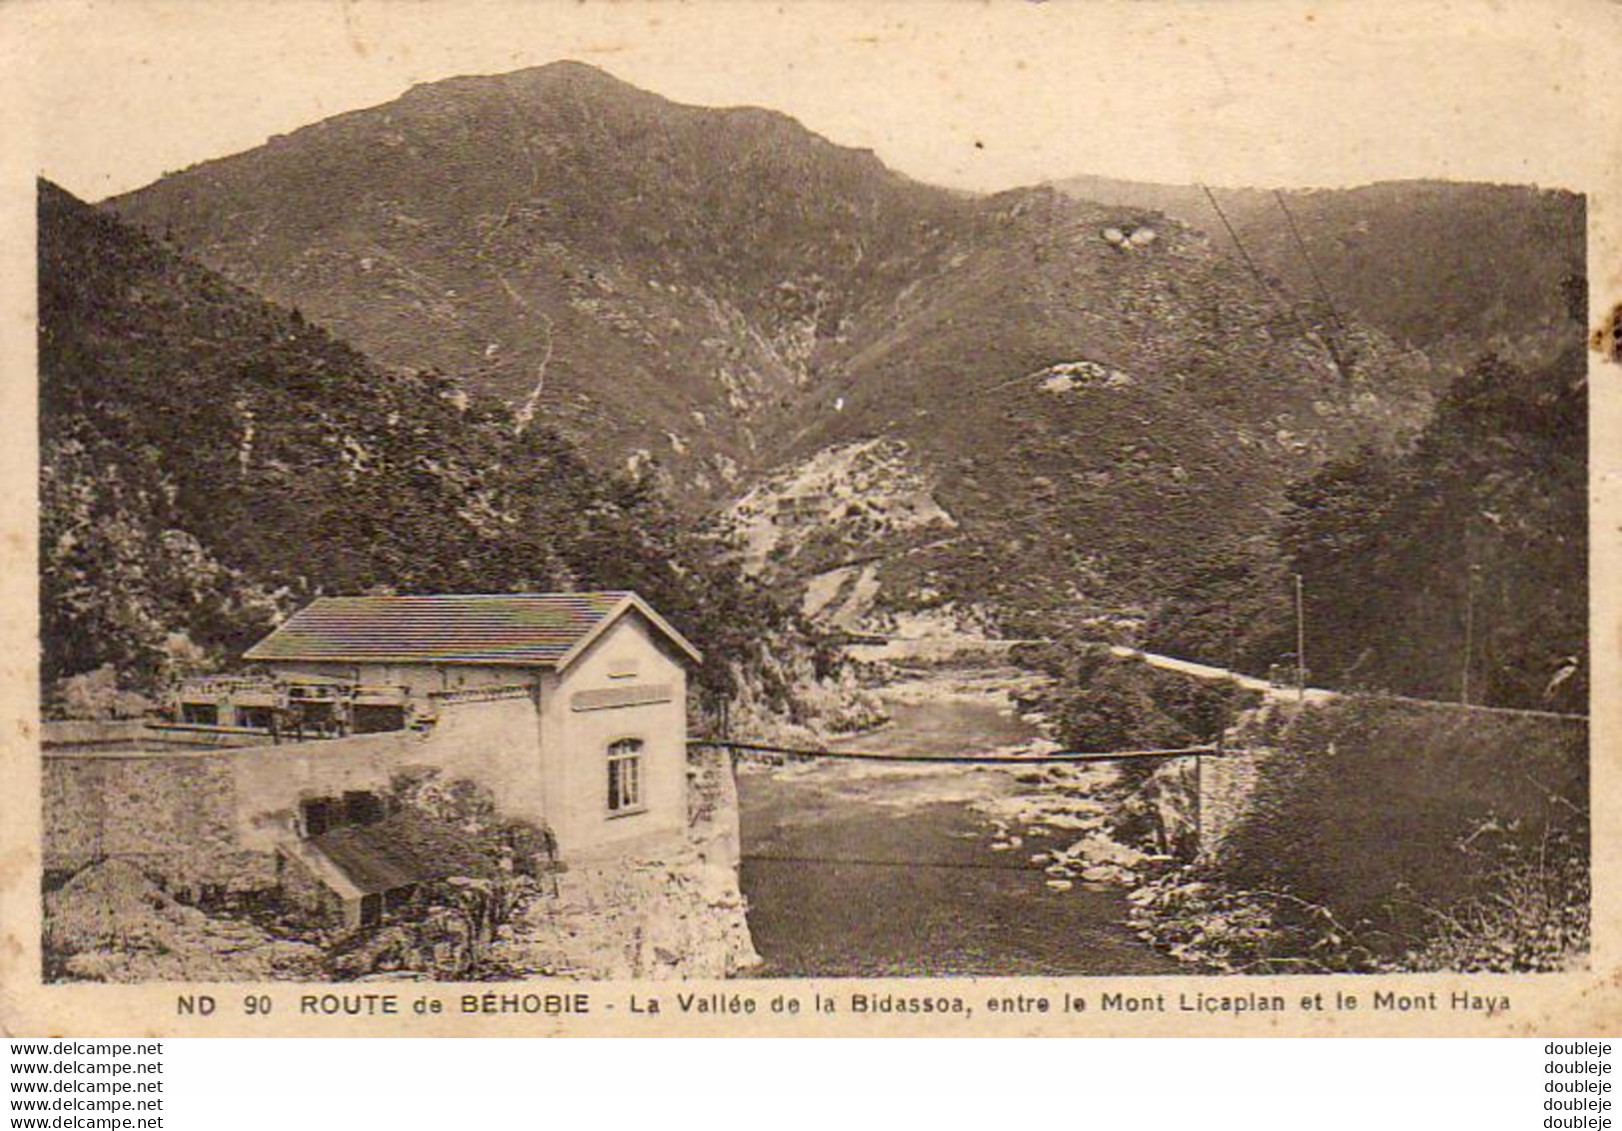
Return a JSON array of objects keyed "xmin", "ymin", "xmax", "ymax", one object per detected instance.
[
  {"xmin": 355, "ymin": 663, "xmax": 533, "ymax": 697},
  {"xmin": 414, "ymin": 689, "xmax": 548, "ymax": 829},
  {"xmin": 42, "ymin": 693, "xmax": 548, "ymax": 889},
  {"xmin": 262, "ymin": 660, "xmax": 364, "ymax": 685},
  {"xmin": 542, "ymin": 612, "xmax": 689, "ymax": 857},
  {"xmin": 266, "ymin": 661, "xmax": 536, "ymax": 699},
  {"xmin": 276, "ymin": 847, "xmax": 347, "ymax": 924},
  {"xmin": 276, "ymin": 839, "xmax": 367, "ymax": 928},
  {"xmin": 228, "ymin": 692, "xmax": 548, "ymax": 845},
  {"xmin": 45, "ymin": 612, "xmax": 696, "ymax": 882},
  {"xmin": 226, "ymin": 732, "xmax": 421, "ymax": 850}
]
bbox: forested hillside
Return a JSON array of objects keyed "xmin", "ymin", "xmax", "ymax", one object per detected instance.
[
  {"xmin": 1279, "ymin": 347, "xmax": 1587, "ymax": 710},
  {"xmin": 64, "ymin": 61, "xmax": 1587, "ymax": 711},
  {"xmin": 39, "ymin": 179, "xmax": 783, "ymax": 703}
]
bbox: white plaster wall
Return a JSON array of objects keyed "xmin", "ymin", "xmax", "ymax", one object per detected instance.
[
  {"xmin": 226, "ymin": 694, "xmax": 547, "ymax": 850},
  {"xmin": 266, "ymin": 660, "xmax": 362, "ymax": 684},
  {"xmin": 355, "ymin": 663, "xmax": 534, "ymax": 694},
  {"xmin": 543, "ymin": 612, "xmax": 689, "ymax": 856},
  {"xmin": 420, "ymin": 691, "xmax": 548, "ymax": 829}
]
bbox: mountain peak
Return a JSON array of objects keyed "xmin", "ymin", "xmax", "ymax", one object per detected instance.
[
  {"xmin": 105, "ymin": 65, "xmax": 1548, "ymax": 645},
  {"xmin": 402, "ymin": 58, "xmax": 648, "ymax": 101},
  {"xmin": 395, "ymin": 59, "xmax": 831, "ymax": 147}
]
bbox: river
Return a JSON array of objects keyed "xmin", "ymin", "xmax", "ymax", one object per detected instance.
[{"xmin": 736, "ymin": 670, "xmax": 1184, "ymax": 977}]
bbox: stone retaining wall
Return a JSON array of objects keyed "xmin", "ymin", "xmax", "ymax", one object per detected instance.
[
  {"xmin": 43, "ymin": 694, "xmax": 546, "ymax": 889},
  {"xmin": 1197, "ymin": 696, "xmax": 1588, "ymax": 860},
  {"xmin": 1131, "ymin": 696, "xmax": 1589, "ymax": 863}
]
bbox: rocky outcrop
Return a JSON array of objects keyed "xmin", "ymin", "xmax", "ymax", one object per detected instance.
[
  {"xmin": 45, "ymin": 859, "xmax": 323, "ymax": 982},
  {"xmin": 484, "ymin": 747, "xmax": 758, "ymax": 978},
  {"xmin": 486, "ymin": 844, "xmax": 757, "ymax": 980}
]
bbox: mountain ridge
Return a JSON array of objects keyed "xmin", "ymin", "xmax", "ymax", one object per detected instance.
[
  {"xmin": 109, "ymin": 62, "xmax": 970, "ymax": 489},
  {"xmin": 1053, "ymin": 172, "xmax": 1585, "ymax": 371},
  {"xmin": 105, "ymin": 61, "xmax": 1584, "ymax": 635}
]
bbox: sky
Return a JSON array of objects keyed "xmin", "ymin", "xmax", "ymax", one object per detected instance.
[{"xmin": 12, "ymin": 0, "xmax": 1608, "ymax": 201}]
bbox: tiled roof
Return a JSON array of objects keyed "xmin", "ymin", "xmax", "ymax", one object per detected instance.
[
  {"xmin": 242, "ymin": 591, "xmax": 700, "ymax": 668},
  {"xmin": 303, "ymin": 812, "xmax": 499, "ymax": 896}
]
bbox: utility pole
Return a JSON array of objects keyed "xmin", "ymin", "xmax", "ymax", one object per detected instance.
[{"xmin": 1294, "ymin": 572, "xmax": 1306, "ymax": 704}]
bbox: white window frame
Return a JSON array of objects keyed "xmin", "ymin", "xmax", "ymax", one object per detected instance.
[{"xmin": 606, "ymin": 737, "xmax": 646, "ymax": 817}]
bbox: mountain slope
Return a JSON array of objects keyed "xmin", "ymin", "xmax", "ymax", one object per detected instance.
[
  {"xmin": 736, "ymin": 186, "xmax": 1435, "ymax": 631},
  {"xmin": 1278, "ymin": 347, "xmax": 1587, "ymax": 710},
  {"xmin": 1054, "ymin": 175, "xmax": 1586, "ymax": 371},
  {"xmin": 109, "ymin": 62, "xmax": 971, "ymax": 499},
  {"xmin": 39, "ymin": 178, "xmax": 784, "ymax": 699}
]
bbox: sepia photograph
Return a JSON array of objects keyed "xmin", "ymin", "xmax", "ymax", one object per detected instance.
[{"xmin": 3, "ymin": 0, "xmax": 1616, "ymax": 1038}]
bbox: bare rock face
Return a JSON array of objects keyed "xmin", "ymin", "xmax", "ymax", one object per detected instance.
[{"xmin": 485, "ymin": 846, "xmax": 760, "ymax": 980}]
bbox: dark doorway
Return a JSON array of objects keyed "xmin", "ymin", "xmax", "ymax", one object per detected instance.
[
  {"xmin": 294, "ymin": 700, "xmax": 337, "ymax": 734},
  {"xmin": 351, "ymin": 704, "xmax": 406, "ymax": 734},
  {"xmin": 180, "ymin": 702, "xmax": 219, "ymax": 726},
  {"xmin": 343, "ymin": 791, "xmax": 386, "ymax": 827},
  {"xmin": 237, "ymin": 705, "xmax": 276, "ymax": 730},
  {"xmin": 301, "ymin": 798, "xmax": 334, "ymax": 838}
]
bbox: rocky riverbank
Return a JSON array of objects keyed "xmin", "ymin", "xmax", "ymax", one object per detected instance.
[
  {"xmin": 485, "ymin": 843, "xmax": 758, "ymax": 979},
  {"xmin": 735, "ymin": 659, "xmax": 1185, "ymax": 975}
]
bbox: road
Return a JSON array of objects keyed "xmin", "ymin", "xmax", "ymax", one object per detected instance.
[{"xmin": 1107, "ymin": 645, "xmax": 1338, "ymax": 703}]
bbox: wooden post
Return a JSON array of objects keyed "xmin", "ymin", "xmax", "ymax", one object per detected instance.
[
  {"xmin": 1294, "ymin": 572, "xmax": 1306, "ymax": 704},
  {"xmin": 1461, "ymin": 561, "xmax": 1477, "ymax": 705},
  {"xmin": 1192, "ymin": 752, "xmax": 1203, "ymax": 859}
]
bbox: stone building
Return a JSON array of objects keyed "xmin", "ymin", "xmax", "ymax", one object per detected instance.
[{"xmin": 240, "ymin": 591, "xmax": 703, "ymax": 859}]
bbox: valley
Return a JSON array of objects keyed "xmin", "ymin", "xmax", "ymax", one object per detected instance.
[
  {"xmin": 37, "ymin": 58, "xmax": 1590, "ymax": 982},
  {"xmin": 102, "ymin": 60, "xmax": 1548, "ymax": 643}
]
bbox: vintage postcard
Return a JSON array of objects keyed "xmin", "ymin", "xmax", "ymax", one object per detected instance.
[{"xmin": 0, "ymin": 0, "xmax": 1618, "ymax": 1036}]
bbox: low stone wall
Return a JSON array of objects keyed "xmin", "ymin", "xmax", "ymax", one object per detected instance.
[
  {"xmin": 42, "ymin": 720, "xmax": 152, "ymax": 747},
  {"xmin": 1197, "ymin": 741, "xmax": 1269, "ymax": 855}
]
